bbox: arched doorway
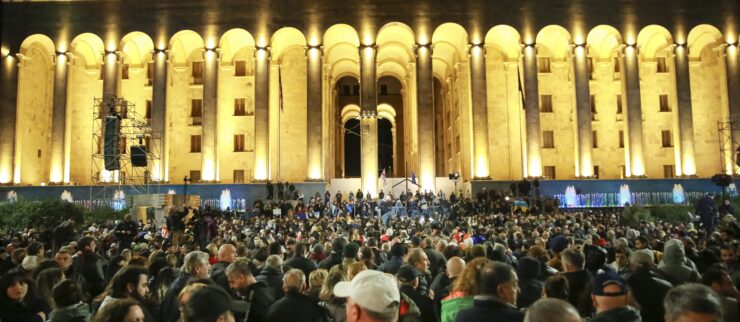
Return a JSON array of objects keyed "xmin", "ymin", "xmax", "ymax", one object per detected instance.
[
  {"xmin": 378, "ymin": 118, "xmax": 393, "ymax": 176},
  {"xmin": 343, "ymin": 118, "xmax": 361, "ymax": 177}
]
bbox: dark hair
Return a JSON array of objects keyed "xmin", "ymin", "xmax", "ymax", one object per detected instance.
[
  {"xmin": 700, "ymin": 268, "xmax": 728, "ymax": 286},
  {"xmin": 544, "ymin": 274, "xmax": 570, "ymax": 300},
  {"xmin": 295, "ymin": 242, "xmax": 308, "ymax": 257},
  {"xmin": 99, "ymin": 265, "xmax": 148, "ymax": 302},
  {"xmin": 53, "ymin": 279, "xmax": 84, "ymax": 307},
  {"xmin": 78, "ymin": 236, "xmax": 96, "ymax": 251},
  {"xmin": 478, "ymin": 262, "xmax": 515, "ymax": 296},
  {"xmin": 92, "ymin": 299, "xmax": 142, "ymax": 322},
  {"xmin": 36, "ymin": 267, "xmax": 63, "ymax": 308},
  {"xmin": 332, "ymin": 237, "xmax": 347, "ymax": 254},
  {"xmin": 390, "ymin": 243, "xmax": 407, "ymax": 257},
  {"xmin": 0, "ymin": 269, "xmax": 38, "ymax": 303},
  {"xmin": 27, "ymin": 241, "xmax": 44, "ymax": 256}
]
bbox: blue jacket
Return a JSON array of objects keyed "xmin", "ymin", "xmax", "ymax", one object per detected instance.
[{"xmin": 455, "ymin": 296, "xmax": 524, "ymax": 322}]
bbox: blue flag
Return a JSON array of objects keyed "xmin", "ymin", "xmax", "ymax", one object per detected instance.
[{"xmin": 411, "ymin": 171, "xmax": 417, "ymax": 185}]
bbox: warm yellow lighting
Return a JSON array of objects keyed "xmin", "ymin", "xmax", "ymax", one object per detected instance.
[
  {"xmin": 475, "ymin": 155, "xmax": 489, "ymax": 178},
  {"xmin": 0, "ymin": 170, "xmax": 10, "ymax": 184},
  {"xmin": 202, "ymin": 159, "xmax": 215, "ymax": 181},
  {"xmin": 308, "ymin": 35, "xmax": 321, "ymax": 47},
  {"xmin": 309, "ymin": 165, "xmax": 321, "ymax": 180},
  {"xmin": 418, "ymin": 34, "xmax": 429, "ymax": 46},
  {"xmin": 255, "ymin": 159, "xmax": 268, "ymax": 181}
]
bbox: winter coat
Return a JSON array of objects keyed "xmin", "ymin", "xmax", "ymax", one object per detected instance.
[
  {"xmin": 318, "ymin": 300, "xmax": 346, "ymax": 322},
  {"xmin": 454, "ymin": 296, "xmax": 524, "ymax": 322},
  {"xmin": 265, "ymin": 291, "xmax": 326, "ymax": 322},
  {"xmin": 440, "ymin": 293, "xmax": 474, "ymax": 322},
  {"xmin": 47, "ymin": 303, "xmax": 91, "ymax": 322},
  {"xmin": 590, "ymin": 306, "xmax": 642, "ymax": 322},
  {"xmin": 256, "ymin": 265, "xmax": 285, "ymax": 299},
  {"xmin": 516, "ymin": 257, "xmax": 543, "ymax": 308},
  {"xmin": 627, "ymin": 267, "xmax": 672, "ymax": 322},
  {"xmin": 658, "ymin": 239, "xmax": 699, "ymax": 285}
]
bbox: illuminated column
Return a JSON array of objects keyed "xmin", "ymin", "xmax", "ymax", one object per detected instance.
[
  {"xmin": 150, "ymin": 49, "xmax": 168, "ymax": 182},
  {"xmin": 306, "ymin": 46, "xmax": 323, "ymax": 180},
  {"xmin": 572, "ymin": 44, "xmax": 593, "ymax": 177},
  {"xmin": 253, "ymin": 47, "xmax": 270, "ymax": 181},
  {"xmin": 0, "ymin": 54, "xmax": 18, "ymax": 184},
  {"xmin": 360, "ymin": 44, "xmax": 378, "ymax": 195},
  {"xmin": 621, "ymin": 44, "xmax": 646, "ymax": 176},
  {"xmin": 522, "ymin": 44, "xmax": 543, "ymax": 177},
  {"xmin": 725, "ymin": 43, "xmax": 740, "ymax": 161},
  {"xmin": 201, "ymin": 48, "xmax": 219, "ymax": 182},
  {"xmin": 469, "ymin": 44, "xmax": 490, "ymax": 179},
  {"xmin": 673, "ymin": 44, "xmax": 696, "ymax": 176},
  {"xmin": 102, "ymin": 50, "xmax": 119, "ymax": 103},
  {"xmin": 49, "ymin": 52, "xmax": 69, "ymax": 183},
  {"xmin": 416, "ymin": 43, "xmax": 436, "ymax": 190}
]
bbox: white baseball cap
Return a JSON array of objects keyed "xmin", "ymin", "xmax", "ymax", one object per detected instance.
[{"xmin": 333, "ymin": 270, "xmax": 400, "ymax": 312}]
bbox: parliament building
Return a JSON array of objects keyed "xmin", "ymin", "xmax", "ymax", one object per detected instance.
[{"xmin": 1, "ymin": 0, "xmax": 739, "ymax": 195}]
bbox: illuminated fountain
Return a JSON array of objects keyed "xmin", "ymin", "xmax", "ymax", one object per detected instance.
[
  {"xmin": 672, "ymin": 184, "xmax": 686, "ymax": 204},
  {"xmin": 220, "ymin": 189, "xmax": 232, "ymax": 211},
  {"xmin": 619, "ymin": 184, "xmax": 631, "ymax": 206},
  {"xmin": 565, "ymin": 186, "xmax": 577, "ymax": 208},
  {"xmin": 60, "ymin": 190, "xmax": 73, "ymax": 203}
]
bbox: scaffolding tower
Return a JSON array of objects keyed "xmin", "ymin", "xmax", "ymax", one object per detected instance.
[
  {"xmin": 90, "ymin": 95, "xmax": 162, "ymax": 201},
  {"xmin": 717, "ymin": 119, "xmax": 739, "ymax": 175}
]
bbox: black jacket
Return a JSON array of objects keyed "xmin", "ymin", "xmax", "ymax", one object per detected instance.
[
  {"xmin": 627, "ymin": 267, "xmax": 672, "ymax": 322},
  {"xmin": 265, "ymin": 291, "xmax": 326, "ymax": 322},
  {"xmin": 563, "ymin": 270, "xmax": 593, "ymax": 317},
  {"xmin": 158, "ymin": 271, "xmax": 192, "ymax": 322},
  {"xmin": 0, "ymin": 296, "xmax": 50, "ymax": 322},
  {"xmin": 114, "ymin": 220, "xmax": 138, "ymax": 244},
  {"xmin": 401, "ymin": 285, "xmax": 436, "ymax": 322},
  {"xmin": 516, "ymin": 257, "xmax": 543, "ymax": 308},
  {"xmin": 455, "ymin": 297, "xmax": 524, "ymax": 322},
  {"xmin": 74, "ymin": 251, "xmax": 107, "ymax": 298},
  {"xmin": 423, "ymin": 247, "xmax": 446, "ymax": 278},
  {"xmin": 256, "ymin": 266, "xmax": 285, "ymax": 299},
  {"xmin": 285, "ymin": 255, "xmax": 318, "ymax": 278},
  {"xmin": 590, "ymin": 307, "xmax": 642, "ymax": 322},
  {"xmin": 235, "ymin": 281, "xmax": 276, "ymax": 322},
  {"xmin": 209, "ymin": 261, "xmax": 232, "ymax": 295},
  {"xmin": 318, "ymin": 252, "xmax": 342, "ymax": 270},
  {"xmin": 380, "ymin": 256, "xmax": 404, "ymax": 275}
]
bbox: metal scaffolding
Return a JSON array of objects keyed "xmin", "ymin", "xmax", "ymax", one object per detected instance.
[
  {"xmin": 717, "ymin": 119, "xmax": 739, "ymax": 175},
  {"xmin": 90, "ymin": 95, "xmax": 162, "ymax": 201}
]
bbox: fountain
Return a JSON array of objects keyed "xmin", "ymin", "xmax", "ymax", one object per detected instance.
[
  {"xmin": 672, "ymin": 184, "xmax": 686, "ymax": 204},
  {"xmin": 619, "ymin": 184, "xmax": 631, "ymax": 206},
  {"xmin": 167, "ymin": 189, "xmax": 176, "ymax": 195},
  {"xmin": 220, "ymin": 189, "xmax": 232, "ymax": 211},
  {"xmin": 564, "ymin": 186, "xmax": 577, "ymax": 208},
  {"xmin": 729, "ymin": 183, "xmax": 738, "ymax": 197},
  {"xmin": 112, "ymin": 189, "xmax": 126, "ymax": 211},
  {"xmin": 6, "ymin": 190, "xmax": 17, "ymax": 202},
  {"xmin": 60, "ymin": 190, "xmax": 74, "ymax": 203}
]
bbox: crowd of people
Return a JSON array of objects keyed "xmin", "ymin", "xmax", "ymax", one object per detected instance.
[{"xmin": 0, "ymin": 187, "xmax": 739, "ymax": 322}]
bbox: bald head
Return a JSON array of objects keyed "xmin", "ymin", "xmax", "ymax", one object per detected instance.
[
  {"xmin": 525, "ymin": 298, "xmax": 580, "ymax": 322},
  {"xmin": 218, "ymin": 244, "xmax": 237, "ymax": 263},
  {"xmin": 447, "ymin": 257, "xmax": 466, "ymax": 278},
  {"xmin": 283, "ymin": 269, "xmax": 306, "ymax": 293}
]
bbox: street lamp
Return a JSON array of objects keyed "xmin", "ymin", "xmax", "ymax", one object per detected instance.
[{"xmin": 183, "ymin": 176, "xmax": 191, "ymax": 204}]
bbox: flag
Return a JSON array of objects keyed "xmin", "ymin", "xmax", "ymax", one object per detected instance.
[
  {"xmin": 380, "ymin": 168, "xmax": 387, "ymax": 187},
  {"xmin": 278, "ymin": 65, "xmax": 284, "ymax": 113},
  {"xmin": 411, "ymin": 171, "xmax": 417, "ymax": 185},
  {"xmin": 517, "ymin": 62, "xmax": 526, "ymax": 110}
]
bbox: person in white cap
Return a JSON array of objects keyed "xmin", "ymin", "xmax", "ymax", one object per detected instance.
[{"xmin": 334, "ymin": 270, "xmax": 401, "ymax": 322}]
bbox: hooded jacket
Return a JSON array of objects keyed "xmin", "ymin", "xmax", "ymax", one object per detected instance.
[
  {"xmin": 627, "ymin": 267, "xmax": 672, "ymax": 322},
  {"xmin": 516, "ymin": 257, "xmax": 543, "ymax": 308},
  {"xmin": 47, "ymin": 303, "xmax": 91, "ymax": 322},
  {"xmin": 658, "ymin": 239, "xmax": 699, "ymax": 285}
]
